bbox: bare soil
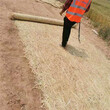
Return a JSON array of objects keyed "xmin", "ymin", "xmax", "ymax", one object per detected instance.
[
  {"xmin": 0, "ymin": 0, "xmax": 110, "ymax": 110},
  {"xmin": 0, "ymin": 0, "xmax": 48, "ymax": 110}
]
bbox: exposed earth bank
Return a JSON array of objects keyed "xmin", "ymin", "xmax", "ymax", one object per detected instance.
[{"xmin": 0, "ymin": 0, "xmax": 109, "ymax": 110}]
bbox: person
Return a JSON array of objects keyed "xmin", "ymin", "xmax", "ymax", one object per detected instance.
[{"xmin": 60, "ymin": 0, "xmax": 92, "ymax": 48}]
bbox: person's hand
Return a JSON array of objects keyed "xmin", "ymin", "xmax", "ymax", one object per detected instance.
[
  {"xmin": 60, "ymin": 5, "xmax": 64, "ymax": 9},
  {"xmin": 60, "ymin": 11, "xmax": 63, "ymax": 16}
]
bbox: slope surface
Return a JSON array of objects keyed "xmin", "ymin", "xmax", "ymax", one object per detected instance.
[{"xmin": 15, "ymin": 20, "xmax": 110, "ymax": 110}]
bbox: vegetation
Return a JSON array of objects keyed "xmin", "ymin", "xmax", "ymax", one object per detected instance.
[{"xmin": 86, "ymin": 0, "xmax": 110, "ymax": 43}]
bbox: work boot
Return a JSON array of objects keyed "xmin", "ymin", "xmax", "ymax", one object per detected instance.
[{"xmin": 62, "ymin": 41, "xmax": 67, "ymax": 48}]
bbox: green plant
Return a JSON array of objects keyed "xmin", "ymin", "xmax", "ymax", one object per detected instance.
[
  {"xmin": 99, "ymin": 26, "xmax": 110, "ymax": 40},
  {"xmin": 85, "ymin": 0, "xmax": 110, "ymax": 42}
]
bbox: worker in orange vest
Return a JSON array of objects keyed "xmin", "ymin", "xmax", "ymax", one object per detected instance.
[{"xmin": 60, "ymin": 0, "xmax": 92, "ymax": 47}]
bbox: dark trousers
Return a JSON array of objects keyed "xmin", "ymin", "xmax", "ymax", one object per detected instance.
[{"xmin": 62, "ymin": 17, "xmax": 76, "ymax": 47}]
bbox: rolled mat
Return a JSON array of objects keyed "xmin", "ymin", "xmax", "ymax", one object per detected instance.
[{"xmin": 12, "ymin": 13, "xmax": 76, "ymax": 28}]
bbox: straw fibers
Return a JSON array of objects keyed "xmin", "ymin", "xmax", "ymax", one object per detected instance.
[
  {"xmin": 15, "ymin": 20, "xmax": 110, "ymax": 110},
  {"xmin": 36, "ymin": 0, "xmax": 63, "ymax": 8}
]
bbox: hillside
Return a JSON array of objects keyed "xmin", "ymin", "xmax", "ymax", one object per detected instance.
[
  {"xmin": 92, "ymin": 0, "xmax": 110, "ymax": 17},
  {"xmin": 86, "ymin": 0, "xmax": 110, "ymax": 41},
  {"xmin": 0, "ymin": 0, "xmax": 110, "ymax": 110}
]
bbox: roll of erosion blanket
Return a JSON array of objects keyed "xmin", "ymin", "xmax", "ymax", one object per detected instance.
[{"xmin": 12, "ymin": 13, "xmax": 76, "ymax": 28}]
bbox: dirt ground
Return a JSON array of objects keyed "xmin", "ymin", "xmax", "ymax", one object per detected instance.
[
  {"xmin": 0, "ymin": 0, "xmax": 48, "ymax": 110},
  {"xmin": 0, "ymin": 0, "xmax": 110, "ymax": 110}
]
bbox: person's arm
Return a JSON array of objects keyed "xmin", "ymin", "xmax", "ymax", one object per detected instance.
[
  {"xmin": 60, "ymin": 0, "xmax": 73, "ymax": 16},
  {"xmin": 85, "ymin": 3, "xmax": 91, "ymax": 13}
]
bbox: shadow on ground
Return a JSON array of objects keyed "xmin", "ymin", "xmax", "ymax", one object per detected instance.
[{"xmin": 65, "ymin": 45, "xmax": 88, "ymax": 58}]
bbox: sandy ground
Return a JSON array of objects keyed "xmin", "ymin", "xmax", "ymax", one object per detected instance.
[
  {"xmin": 36, "ymin": 0, "xmax": 63, "ymax": 8},
  {"xmin": 0, "ymin": 0, "xmax": 110, "ymax": 110}
]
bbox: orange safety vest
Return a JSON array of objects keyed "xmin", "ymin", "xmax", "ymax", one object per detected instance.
[{"xmin": 66, "ymin": 0, "xmax": 92, "ymax": 23}]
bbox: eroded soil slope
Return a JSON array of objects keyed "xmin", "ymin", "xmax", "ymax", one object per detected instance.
[{"xmin": 0, "ymin": 0, "xmax": 110, "ymax": 110}]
